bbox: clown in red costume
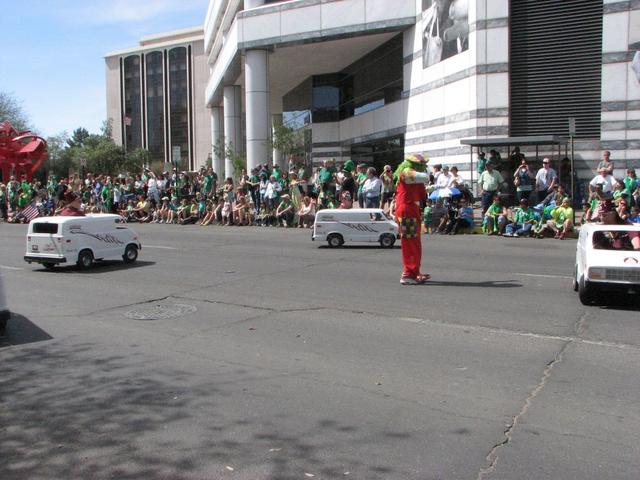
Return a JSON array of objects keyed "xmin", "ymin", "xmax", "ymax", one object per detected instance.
[{"xmin": 394, "ymin": 154, "xmax": 430, "ymax": 285}]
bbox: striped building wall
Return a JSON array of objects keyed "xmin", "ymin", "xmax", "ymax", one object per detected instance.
[{"xmin": 594, "ymin": 0, "xmax": 640, "ymax": 178}]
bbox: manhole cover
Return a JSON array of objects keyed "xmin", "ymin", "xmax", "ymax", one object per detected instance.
[{"xmin": 125, "ymin": 303, "xmax": 197, "ymax": 320}]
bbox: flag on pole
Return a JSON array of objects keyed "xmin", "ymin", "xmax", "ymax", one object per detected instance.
[{"xmin": 22, "ymin": 204, "xmax": 40, "ymax": 222}]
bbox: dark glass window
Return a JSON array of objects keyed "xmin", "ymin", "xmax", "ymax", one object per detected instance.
[
  {"xmin": 312, "ymin": 74, "xmax": 344, "ymax": 123},
  {"xmin": 283, "ymin": 34, "xmax": 403, "ymax": 125},
  {"xmin": 350, "ymin": 135, "xmax": 405, "ymax": 173},
  {"xmin": 123, "ymin": 55, "xmax": 142, "ymax": 150},
  {"xmin": 145, "ymin": 51, "xmax": 164, "ymax": 163},
  {"xmin": 32, "ymin": 223, "xmax": 58, "ymax": 234},
  {"xmin": 344, "ymin": 37, "xmax": 403, "ymax": 119},
  {"xmin": 169, "ymin": 47, "xmax": 189, "ymax": 170}
]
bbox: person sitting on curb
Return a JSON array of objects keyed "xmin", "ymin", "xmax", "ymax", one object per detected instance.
[
  {"xmin": 443, "ymin": 198, "xmax": 474, "ymax": 235},
  {"xmin": 483, "ymin": 195, "xmax": 508, "ymax": 235},
  {"xmin": 537, "ymin": 197, "xmax": 574, "ymax": 239},
  {"xmin": 430, "ymin": 198, "xmax": 448, "ymax": 234},
  {"xmin": 297, "ymin": 196, "xmax": 316, "ymax": 228},
  {"xmin": 505, "ymin": 198, "xmax": 535, "ymax": 237},
  {"xmin": 276, "ymin": 194, "xmax": 294, "ymax": 227}
]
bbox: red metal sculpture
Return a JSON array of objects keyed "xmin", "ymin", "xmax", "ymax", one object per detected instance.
[{"xmin": 0, "ymin": 121, "xmax": 48, "ymax": 182}]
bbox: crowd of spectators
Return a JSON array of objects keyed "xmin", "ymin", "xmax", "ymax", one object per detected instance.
[{"xmin": 1, "ymin": 150, "xmax": 638, "ymax": 243}]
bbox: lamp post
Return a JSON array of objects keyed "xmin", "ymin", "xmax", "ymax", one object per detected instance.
[{"xmin": 568, "ymin": 117, "xmax": 576, "ymax": 224}]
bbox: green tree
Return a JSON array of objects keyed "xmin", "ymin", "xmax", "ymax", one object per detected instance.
[
  {"xmin": 213, "ymin": 141, "xmax": 245, "ymax": 178},
  {"xmin": 45, "ymin": 132, "xmax": 72, "ymax": 178},
  {"xmin": 67, "ymin": 127, "xmax": 90, "ymax": 148},
  {"xmin": 124, "ymin": 149, "xmax": 151, "ymax": 173},
  {"xmin": 268, "ymin": 123, "xmax": 305, "ymax": 159},
  {"xmin": 101, "ymin": 119, "xmax": 113, "ymax": 138},
  {"xmin": 0, "ymin": 91, "xmax": 32, "ymax": 131}
]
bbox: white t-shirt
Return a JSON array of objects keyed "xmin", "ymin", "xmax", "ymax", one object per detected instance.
[
  {"xmin": 265, "ymin": 181, "xmax": 282, "ymax": 199},
  {"xmin": 589, "ymin": 174, "xmax": 616, "ymax": 193},
  {"xmin": 435, "ymin": 172, "xmax": 451, "ymax": 188},
  {"xmin": 535, "ymin": 167, "xmax": 557, "ymax": 192}
]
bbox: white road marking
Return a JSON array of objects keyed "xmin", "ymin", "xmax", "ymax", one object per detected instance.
[
  {"xmin": 0, "ymin": 265, "xmax": 22, "ymax": 271},
  {"xmin": 144, "ymin": 245, "xmax": 178, "ymax": 250},
  {"xmin": 514, "ymin": 273, "xmax": 572, "ymax": 280}
]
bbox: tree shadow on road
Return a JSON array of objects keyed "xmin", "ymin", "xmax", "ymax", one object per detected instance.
[{"xmin": 0, "ymin": 339, "xmax": 408, "ymax": 479}]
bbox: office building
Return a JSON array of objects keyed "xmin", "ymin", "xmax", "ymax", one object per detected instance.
[
  {"xmin": 105, "ymin": 27, "xmax": 210, "ymax": 170},
  {"xmin": 203, "ymin": 0, "xmax": 639, "ymax": 185}
]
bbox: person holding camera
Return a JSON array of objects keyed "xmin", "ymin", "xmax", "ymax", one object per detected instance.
[{"xmin": 513, "ymin": 158, "xmax": 533, "ymax": 202}]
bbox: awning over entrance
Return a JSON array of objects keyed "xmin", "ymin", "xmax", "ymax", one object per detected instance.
[{"xmin": 460, "ymin": 136, "xmax": 571, "ymax": 190}]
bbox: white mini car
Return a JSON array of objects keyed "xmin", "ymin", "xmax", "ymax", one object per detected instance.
[
  {"xmin": 574, "ymin": 223, "xmax": 640, "ymax": 304},
  {"xmin": 24, "ymin": 214, "xmax": 142, "ymax": 270},
  {"xmin": 312, "ymin": 208, "xmax": 399, "ymax": 248}
]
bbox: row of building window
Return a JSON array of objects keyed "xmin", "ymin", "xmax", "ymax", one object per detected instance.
[{"xmin": 121, "ymin": 46, "xmax": 192, "ymax": 168}]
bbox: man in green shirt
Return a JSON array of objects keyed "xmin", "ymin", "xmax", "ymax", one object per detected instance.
[
  {"xmin": 202, "ymin": 169, "xmax": 214, "ymax": 199},
  {"xmin": 356, "ymin": 163, "xmax": 368, "ymax": 208},
  {"xmin": 318, "ymin": 159, "xmax": 337, "ymax": 198},
  {"xmin": 275, "ymin": 193, "xmax": 294, "ymax": 227},
  {"xmin": 272, "ymin": 164, "xmax": 283, "ymax": 182},
  {"xmin": 505, "ymin": 199, "xmax": 535, "ymax": 237}
]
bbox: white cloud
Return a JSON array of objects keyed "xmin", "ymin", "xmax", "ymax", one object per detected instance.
[{"xmin": 63, "ymin": 0, "xmax": 207, "ymax": 25}]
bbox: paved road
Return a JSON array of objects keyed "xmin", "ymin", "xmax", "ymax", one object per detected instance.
[{"xmin": 1, "ymin": 223, "xmax": 639, "ymax": 480}]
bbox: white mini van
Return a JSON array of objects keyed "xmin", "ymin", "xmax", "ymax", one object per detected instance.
[
  {"xmin": 24, "ymin": 214, "xmax": 142, "ymax": 270},
  {"xmin": 312, "ymin": 208, "xmax": 399, "ymax": 248}
]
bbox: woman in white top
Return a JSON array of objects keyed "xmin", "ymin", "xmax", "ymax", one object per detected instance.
[
  {"xmin": 146, "ymin": 172, "xmax": 160, "ymax": 204},
  {"xmin": 297, "ymin": 196, "xmax": 316, "ymax": 228}
]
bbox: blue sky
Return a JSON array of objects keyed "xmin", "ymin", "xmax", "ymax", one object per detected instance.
[{"xmin": 0, "ymin": 0, "xmax": 208, "ymax": 138}]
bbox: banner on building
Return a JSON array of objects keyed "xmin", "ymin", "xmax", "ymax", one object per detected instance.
[{"xmin": 422, "ymin": 0, "xmax": 469, "ymax": 69}]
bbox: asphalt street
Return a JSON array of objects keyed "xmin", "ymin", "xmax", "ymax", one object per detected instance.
[{"xmin": 1, "ymin": 223, "xmax": 639, "ymax": 480}]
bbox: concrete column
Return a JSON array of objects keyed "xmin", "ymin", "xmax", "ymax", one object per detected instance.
[
  {"xmin": 271, "ymin": 113, "xmax": 284, "ymax": 170},
  {"xmin": 223, "ymin": 85, "xmax": 242, "ymax": 179},
  {"xmin": 210, "ymin": 107, "xmax": 223, "ymax": 177},
  {"xmin": 244, "ymin": 49, "xmax": 270, "ymax": 173},
  {"xmin": 244, "ymin": 0, "xmax": 265, "ymax": 9}
]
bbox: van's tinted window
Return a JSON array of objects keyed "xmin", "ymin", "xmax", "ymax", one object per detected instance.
[{"xmin": 32, "ymin": 223, "xmax": 58, "ymax": 234}]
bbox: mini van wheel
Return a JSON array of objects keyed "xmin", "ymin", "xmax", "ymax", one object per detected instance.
[
  {"xmin": 573, "ymin": 265, "xmax": 579, "ymax": 292},
  {"xmin": 123, "ymin": 244, "xmax": 138, "ymax": 263},
  {"xmin": 77, "ymin": 250, "xmax": 94, "ymax": 270},
  {"xmin": 327, "ymin": 233, "xmax": 344, "ymax": 248},
  {"xmin": 379, "ymin": 234, "xmax": 396, "ymax": 248}
]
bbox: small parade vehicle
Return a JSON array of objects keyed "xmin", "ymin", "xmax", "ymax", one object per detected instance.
[
  {"xmin": 574, "ymin": 223, "xmax": 640, "ymax": 304},
  {"xmin": 24, "ymin": 214, "xmax": 141, "ymax": 270},
  {"xmin": 312, "ymin": 208, "xmax": 399, "ymax": 248}
]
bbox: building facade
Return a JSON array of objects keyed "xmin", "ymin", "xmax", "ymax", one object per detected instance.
[
  {"xmin": 105, "ymin": 27, "xmax": 211, "ymax": 171},
  {"xmin": 203, "ymin": 0, "xmax": 639, "ymax": 185}
]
